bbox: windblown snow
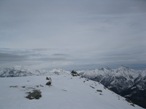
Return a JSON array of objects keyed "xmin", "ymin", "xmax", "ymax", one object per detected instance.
[{"xmin": 0, "ymin": 68, "xmax": 143, "ymax": 109}]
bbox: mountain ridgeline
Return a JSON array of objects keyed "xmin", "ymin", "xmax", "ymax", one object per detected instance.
[{"xmin": 79, "ymin": 66, "xmax": 146, "ymax": 108}]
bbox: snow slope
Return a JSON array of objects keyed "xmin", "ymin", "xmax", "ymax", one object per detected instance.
[
  {"xmin": 0, "ymin": 72, "xmax": 143, "ymax": 109},
  {"xmin": 79, "ymin": 66, "xmax": 146, "ymax": 108}
]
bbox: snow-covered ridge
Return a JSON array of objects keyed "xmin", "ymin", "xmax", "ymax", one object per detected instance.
[
  {"xmin": 0, "ymin": 66, "xmax": 146, "ymax": 108},
  {"xmin": 0, "ymin": 67, "xmax": 70, "ymax": 77},
  {"xmin": 0, "ymin": 73, "xmax": 143, "ymax": 109},
  {"xmin": 0, "ymin": 66, "xmax": 145, "ymax": 78},
  {"xmin": 79, "ymin": 66, "xmax": 146, "ymax": 91},
  {"xmin": 79, "ymin": 66, "xmax": 146, "ymax": 108},
  {"xmin": 80, "ymin": 66, "xmax": 145, "ymax": 79},
  {"xmin": 0, "ymin": 67, "xmax": 33, "ymax": 77}
]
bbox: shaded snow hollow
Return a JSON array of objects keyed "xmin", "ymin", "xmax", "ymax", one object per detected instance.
[{"xmin": 0, "ymin": 72, "xmax": 143, "ymax": 109}]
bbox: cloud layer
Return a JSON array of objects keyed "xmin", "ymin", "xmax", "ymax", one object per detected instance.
[{"xmin": 0, "ymin": 0, "xmax": 146, "ymax": 69}]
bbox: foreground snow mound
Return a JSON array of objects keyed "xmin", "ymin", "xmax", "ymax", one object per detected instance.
[{"xmin": 0, "ymin": 74, "xmax": 143, "ymax": 109}]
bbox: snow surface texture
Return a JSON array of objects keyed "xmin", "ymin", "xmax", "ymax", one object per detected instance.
[{"xmin": 0, "ymin": 70, "xmax": 143, "ymax": 109}]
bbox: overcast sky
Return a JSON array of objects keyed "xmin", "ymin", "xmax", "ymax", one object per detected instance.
[{"xmin": 0, "ymin": 0, "xmax": 146, "ymax": 69}]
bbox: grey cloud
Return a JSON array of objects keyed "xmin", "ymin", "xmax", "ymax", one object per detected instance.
[
  {"xmin": 53, "ymin": 54, "xmax": 68, "ymax": 56},
  {"xmin": 37, "ymin": 57, "xmax": 68, "ymax": 62},
  {"xmin": 0, "ymin": 0, "xmax": 146, "ymax": 69},
  {"xmin": 0, "ymin": 53, "xmax": 27, "ymax": 61}
]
